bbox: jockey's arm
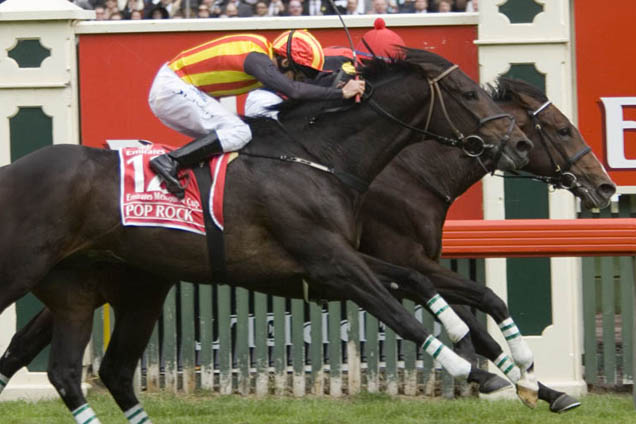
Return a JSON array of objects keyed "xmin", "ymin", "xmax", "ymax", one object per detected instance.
[{"xmin": 244, "ymin": 52, "xmax": 362, "ymax": 100}]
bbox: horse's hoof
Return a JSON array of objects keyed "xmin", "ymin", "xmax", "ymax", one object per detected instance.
[
  {"xmin": 516, "ymin": 383, "xmax": 538, "ymax": 409},
  {"xmin": 550, "ymin": 393, "xmax": 581, "ymax": 413},
  {"xmin": 478, "ymin": 374, "xmax": 511, "ymax": 394}
]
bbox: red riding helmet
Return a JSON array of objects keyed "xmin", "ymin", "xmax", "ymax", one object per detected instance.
[
  {"xmin": 272, "ymin": 29, "xmax": 326, "ymax": 72},
  {"xmin": 356, "ymin": 18, "xmax": 406, "ymax": 60}
]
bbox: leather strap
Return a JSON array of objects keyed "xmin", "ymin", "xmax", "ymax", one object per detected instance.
[{"xmin": 193, "ymin": 163, "xmax": 227, "ymax": 284}]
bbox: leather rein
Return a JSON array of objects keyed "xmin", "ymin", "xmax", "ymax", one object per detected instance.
[
  {"xmin": 363, "ymin": 64, "xmax": 516, "ymax": 164},
  {"xmin": 494, "ymin": 101, "xmax": 591, "ymax": 191},
  {"xmin": 528, "ymin": 101, "xmax": 591, "ymax": 189},
  {"xmin": 242, "ymin": 63, "xmax": 516, "ymax": 194}
]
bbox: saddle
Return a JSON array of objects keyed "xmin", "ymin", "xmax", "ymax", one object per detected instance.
[{"xmin": 109, "ymin": 139, "xmax": 231, "ymax": 284}]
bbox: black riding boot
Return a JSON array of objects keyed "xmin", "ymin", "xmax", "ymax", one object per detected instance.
[{"xmin": 149, "ymin": 132, "xmax": 224, "ymax": 199}]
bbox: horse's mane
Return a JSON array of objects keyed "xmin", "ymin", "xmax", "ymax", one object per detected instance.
[{"xmin": 488, "ymin": 77, "xmax": 548, "ymax": 103}]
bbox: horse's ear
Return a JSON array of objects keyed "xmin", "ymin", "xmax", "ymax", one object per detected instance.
[
  {"xmin": 510, "ymin": 90, "xmax": 537, "ymax": 110},
  {"xmin": 416, "ymin": 62, "xmax": 441, "ymax": 78}
]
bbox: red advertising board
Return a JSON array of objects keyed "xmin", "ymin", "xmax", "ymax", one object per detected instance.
[
  {"xmin": 574, "ymin": 1, "xmax": 636, "ymax": 187},
  {"xmin": 78, "ymin": 25, "xmax": 481, "ymax": 218}
]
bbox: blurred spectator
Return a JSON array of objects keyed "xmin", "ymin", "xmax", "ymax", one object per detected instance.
[
  {"xmin": 412, "ymin": 0, "xmax": 427, "ymax": 12},
  {"xmin": 130, "ymin": 8, "xmax": 144, "ymax": 18},
  {"xmin": 172, "ymin": 8, "xmax": 185, "ymax": 17},
  {"xmin": 368, "ymin": 0, "xmax": 388, "ymax": 14},
  {"xmin": 454, "ymin": 0, "xmax": 466, "ymax": 10},
  {"xmin": 197, "ymin": 3, "xmax": 212, "ymax": 16},
  {"xmin": 121, "ymin": 0, "xmax": 143, "ymax": 17},
  {"xmin": 110, "ymin": 10, "xmax": 124, "ymax": 18},
  {"xmin": 254, "ymin": 1, "xmax": 268, "ymax": 16},
  {"xmin": 197, "ymin": 0, "xmax": 220, "ymax": 15},
  {"xmin": 345, "ymin": 0, "xmax": 361, "ymax": 14},
  {"xmin": 306, "ymin": 0, "xmax": 322, "ymax": 15},
  {"xmin": 146, "ymin": 4, "xmax": 169, "ymax": 17},
  {"xmin": 231, "ymin": 0, "xmax": 254, "ymax": 17},
  {"xmin": 436, "ymin": 0, "xmax": 451, "ymax": 12},
  {"xmin": 397, "ymin": 0, "xmax": 412, "ymax": 13},
  {"xmin": 288, "ymin": 0, "xmax": 303, "ymax": 15},
  {"xmin": 268, "ymin": 0, "xmax": 286, "ymax": 16},
  {"xmin": 221, "ymin": 2, "xmax": 239, "ymax": 16},
  {"xmin": 94, "ymin": 5, "xmax": 108, "ymax": 18},
  {"xmin": 104, "ymin": 0, "xmax": 120, "ymax": 16},
  {"xmin": 157, "ymin": 0, "xmax": 183, "ymax": 16},
  {"xmin": 465, "ymin": 0, "xmax": 476, "ymax": 11}
]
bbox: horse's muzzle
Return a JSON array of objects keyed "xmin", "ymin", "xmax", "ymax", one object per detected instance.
[{"xmin": 502, "ymin": 137, "xmax": 533, "ymax": 170}]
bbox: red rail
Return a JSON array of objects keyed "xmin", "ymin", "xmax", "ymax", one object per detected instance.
[{"xmin": 441, "ymin": 218, "xmax": 636, "ymax": 258}]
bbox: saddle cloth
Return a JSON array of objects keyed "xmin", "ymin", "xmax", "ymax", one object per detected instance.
[{"xmin": 117, "ymin": 143, "xmax": 235, "ymax": 234}]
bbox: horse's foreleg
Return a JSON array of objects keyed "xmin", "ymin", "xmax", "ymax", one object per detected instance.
[
  {"xmin": 390, "ymin": 263, "xmax": 538, "ymax": 407},
  {"xmin": 360, "ymin": 253, "xmax": 470, "ymax": 345},
  {"xmin": 430, "ymin": 270, "xmax": 535, "ymax": 369},
  {"xmin": 303, "ymin": 247, "xmax": 476, "ymax": 382},
  {"xmin": 453, "ymin": 305, "xmax": 580, "ymax": 413},
  {"xmin": 0, "ymin": 308, "xmax": 54, "ymax": 394},
  {"xmin": 99, "ymin": 280, "xmax": 172, "ymax": 421}
]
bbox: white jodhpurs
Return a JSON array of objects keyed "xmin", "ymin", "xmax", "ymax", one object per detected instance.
[
  {"xmin": 245, "ymin": 89, "xmax": 284, "ymax": 119},
  {"xmin": 148, "ymin": 63, "xmax": 252, "ymax": 152}
]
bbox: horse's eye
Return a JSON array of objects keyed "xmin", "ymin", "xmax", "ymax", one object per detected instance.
[
  {"xmin": 462, "ymin": 91, "xmax": 477, "ymax": 100},
  {"xmin": 558, "ymin": 127, "xmax": 571, "ymax": 137}
]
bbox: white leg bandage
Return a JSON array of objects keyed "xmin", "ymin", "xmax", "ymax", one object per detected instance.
[
  {"xmin": 494, "ymin": 352, "xmax": 521, "ymax": 383},
  {"xmin": 423, "ymin": 335, "xmax": 471, "ymax": 380},
  {"xmin": 72, "ymin": 403, "xmax": 101, "ymax": 424},
  {"xmin": 426, "ymin": 294, "xmax": 469, "ymax": 343},
  {"xmin": 499, "ymin": 318, "xmax": 533, "ymax": 370},
  {"xmin": 124, "ymin": 403, "xmax": 152, "ymax": 424},
  {"xmin": 0, "ymin": 372, "xmax": 8, "ymax": 394}
]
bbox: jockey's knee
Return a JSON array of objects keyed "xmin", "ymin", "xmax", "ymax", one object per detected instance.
[{"xmin": 218, "ymin": 123, "xmax": 252, "ymax": 152}]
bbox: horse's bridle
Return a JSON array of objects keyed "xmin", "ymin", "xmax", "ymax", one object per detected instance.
[
  {"xmin": 527, "ymin": 100, "xmax": 591, "ymax": 190},
  {"xmin": 364, "ymin": 64, "xmax": 516, "ymax": 163}
]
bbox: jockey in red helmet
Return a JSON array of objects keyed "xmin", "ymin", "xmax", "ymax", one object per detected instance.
[
  {"xmin": 148, "ymin": 30, "xmax": 365, "ymax": 199},
  {"xmin": 245, "ymin": 19, "xmax": 403, "ymax": 120}
]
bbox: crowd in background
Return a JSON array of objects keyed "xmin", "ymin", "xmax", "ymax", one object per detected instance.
[{"xmin": 67, "ymin": 0, "xmax": 477, "ymax": 20}]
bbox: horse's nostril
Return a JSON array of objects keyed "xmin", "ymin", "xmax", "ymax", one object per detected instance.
[
  {"xmin": 597, "ymin": 183, "xmax": 617, "ymax": 199},
  {"xmin": 515, "ymin": 139, "xmax": 533, "ymax": 154}
]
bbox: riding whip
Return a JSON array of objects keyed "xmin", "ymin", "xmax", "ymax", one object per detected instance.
[{"xmin": 325, "ymin": 0, "xmax": 361, "ymax": 102}]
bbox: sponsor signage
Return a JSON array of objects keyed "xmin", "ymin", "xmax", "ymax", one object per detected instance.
[{"xmin": 575, "ymin": 1, "xmax": 636, "ymax": 186}]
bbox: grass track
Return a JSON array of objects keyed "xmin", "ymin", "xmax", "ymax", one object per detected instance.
[{"xmin": 1, "ymin": 390, "xmax": 635, "ymax": 423}]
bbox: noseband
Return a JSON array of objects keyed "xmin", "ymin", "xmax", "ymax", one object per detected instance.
[
  {"xmin": 530, "ymin": 101, "xmax": 591, "ymax": 189},
  {"xmin": 365, "ymin": 64, "xmax": 515, "ymax": 162}
]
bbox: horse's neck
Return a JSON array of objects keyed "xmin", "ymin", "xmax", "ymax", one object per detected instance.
[
  {"xmin": 396, "ymin": 141, "xmax": 487, "ymax": 204},
  {"xmin": 287, "ymin": 87, "xmax": 432, "ymax": 186}
]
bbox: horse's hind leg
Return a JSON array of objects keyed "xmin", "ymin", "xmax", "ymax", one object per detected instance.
[
  {"xmin": 99, "ymin": 277, "xmax": 172, "ymax": 421},
  {"xmin": 0, "ymin": 308, "xmax": 54, "ymax": 395},
  {"xmin": 47, "ymin": 308, "xmax": 99, "ymax": 422},
  {"xmin": 31, "ymin": 301, "xmax": 102, "ymax": 422}
]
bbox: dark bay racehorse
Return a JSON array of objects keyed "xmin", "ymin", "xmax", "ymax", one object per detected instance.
[
  {"xmin": 0, "ymin": 49, "xmax": 531, "ymax": 421},
  {"xmin": 1, "ymin": 77, "xmax": 611, "ymax": 418}
]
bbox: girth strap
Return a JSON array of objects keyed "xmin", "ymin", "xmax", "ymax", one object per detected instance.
[{"xmin": 193, "ymin": 163, "xmax": 227, "ymax": 284}]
